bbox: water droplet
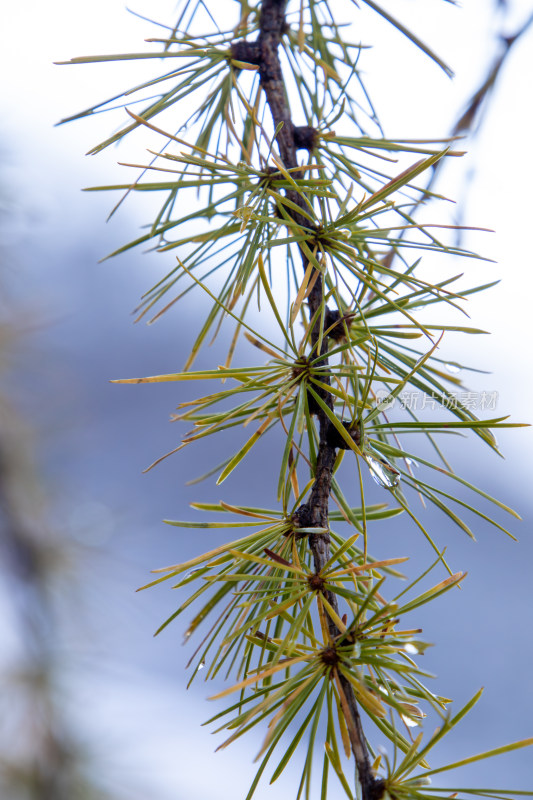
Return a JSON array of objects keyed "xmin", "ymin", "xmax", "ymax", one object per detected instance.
[
  {"xmin": 445, "ymin": 362, "xmax": 461, "ymax": 374},
  {"xmin": 185, "ymin": 568, "xmax": 203, "ymax": 580},
  {"xmin": 400, "ymin": 714, "xmax": 419, "ymax": 728},
  {"xmin": 377, "ymin": 745, "xmax": 388, "ymax": 756},
  {"xmin": 409, "ymin": 777, "xmax": 432, "ymax": 787},
  {"xmin": 404, "ymin": 643, "xmax": 418, "ymax": 655},
  {"xmin": 404, "ymin": 457, "xmax": 419, "ymax": 469},
  {"xmin": 183, "ymin": 630, "xmax": 192, "ymax": 642},
  {"xmin": 365, "ymin": 453, "xmax": 400, "ymax": 489},
  {"xmin": 198, "ymin": 660, "xmax": 206, "ymax": 671}
]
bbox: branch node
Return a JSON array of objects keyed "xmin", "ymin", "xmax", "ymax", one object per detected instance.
[
  {"xmin": 327, "ymin": 420, "xmax": 362, "ymax": 451},
  {"xmin": 324, "ymin": 308, "xmax": 356, "ymax": 341},
  {"xmin": 293, "ymin": 125, "xmax": 319, "ymax": 151},
  {"xmin": 308, "ymin": 573, "xmax": 325, "ymax": 592},
  {"xmin": 320, "ymin": 645, "xmax": 339, "ymax": 667},
  {"xmin": 368, "ymin": 779, "xmax": 386, "ymax": 800},
  {"xmin": 230, "ymin": 41, "xmax": 261, "ymax": 66}
]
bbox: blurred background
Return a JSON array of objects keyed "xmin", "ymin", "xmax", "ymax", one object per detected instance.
[{"xmin": 1, "ymin": 1, "xmax": 533, "ymax": 798}]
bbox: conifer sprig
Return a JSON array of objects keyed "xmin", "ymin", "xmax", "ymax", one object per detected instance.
[{"xmin": 60, "ymin": 2, "xmax": 531, "ymax": 799}]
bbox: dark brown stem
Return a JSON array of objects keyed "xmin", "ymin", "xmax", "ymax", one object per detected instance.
[{"xmin": 233, "ymin": 4, "xmax": 383, "ymax": 799}]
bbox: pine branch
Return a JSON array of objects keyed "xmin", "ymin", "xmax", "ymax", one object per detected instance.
[
  {"xmin": 57, "ymin": 4, "xmax": 533, "ymax": 797},
  {"xmin": 232, "ymin": 3, "xmax": 384, "ymax": 798}
]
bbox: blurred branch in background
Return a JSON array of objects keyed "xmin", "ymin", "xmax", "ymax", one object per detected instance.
[
  {"xmin": 0, "ymin": 289, "xmax": 121, "ymax": 796},
  {"xmin": 449, "ymin": 4, "xmax": 533, "ymax": 242},
  {"xmin": 453, "ymin": 9, "xmax": 533, "ymax": 136},
  {"xmin": 407, "ymin": 2, "xmax": 533, "ymax": 251}
]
